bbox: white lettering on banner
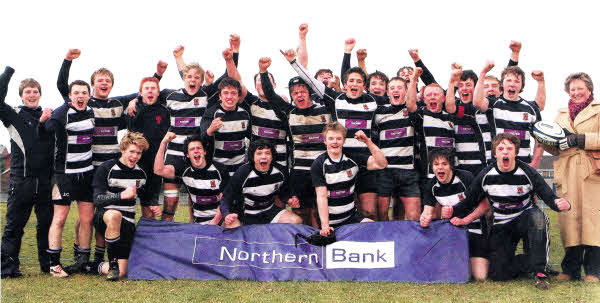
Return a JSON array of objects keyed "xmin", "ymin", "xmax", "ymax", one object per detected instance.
[
  {"xmin": 219, "ymin": 247, "xmax": 319, "ymax": 265},
  {"xmin": 325, "ymin": 241, "xmax": 395, "ymax": 269}
]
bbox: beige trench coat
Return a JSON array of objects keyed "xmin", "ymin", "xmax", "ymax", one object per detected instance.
[{"xmin": 549, "ymin": 99, "xmax": 600, "ymax": 247}]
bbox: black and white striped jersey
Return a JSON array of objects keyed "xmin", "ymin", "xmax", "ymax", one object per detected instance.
[
  {"xmin": 454, "ymin": 161, "xmax": 560, "ymax": 226},
  {"xmin": 423, "ymin": 169, "xmax": 483, "ymax": 234},
  {"xmin": 46, "ymin": 103, "xmax": 95, "ymax": 175},
  {"xmin": 242, "ymin": 93, "xmax": 289, "ymax": 167},
  {"xmin": 453, "ymin": 101, "xmax": 487, "ymax": 175},
  {"xmin": 87, "ymin": 97, "xmax": 128, "ymax": 167},
  {"xmin": 200, "ymin": 104, "xmax": 251, "ymax": 176},
  {"xmin": 414, "ymin": 107, "xmax": 455, "ymax": 178},
  {"xmin": 92, "ymin": 159, "xmax": 147, "ymax": 224},
  {"xmin": 475, "ymin": 108, "xmax": 495, "ymax": 164},
  {"xmin": 174, "ymin": 160, "xmax": 230, "ymax": 224},
  {"xmin": 162, "ymin": 87, "xmax": 216, "ymax": 158},
  {"xmin": 311, "ymin": 152, "xmax": 368, "ymax": 227},
  {"xmin": 488, "ymin": 96, "xmax": 541, "ymax": 163},
  {"xmin": 372, "ymin": 104, "xmax": 415, "ymax": 170},
  {"xmin": 220, "ymin": 163, "xmax": 290, "ymax": 221}
]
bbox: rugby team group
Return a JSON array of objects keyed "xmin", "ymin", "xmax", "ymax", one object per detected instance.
[{"xmin": 1, "ymin": 24, "xmax": 597, "ymax": 289}]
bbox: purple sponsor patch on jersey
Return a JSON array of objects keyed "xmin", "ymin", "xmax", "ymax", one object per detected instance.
[
  {"xmin": 503, "ymin": 129, "xmax": 526, "ymax": 139},
  {"xmin": 496, "ymin": 201, "xmax": 526, "ymax": 210},
  {"xmin": 384, "ymin": 128, "xmax": 407, "ymax": 139},
  {"xmin": 345, "ymin": 119, "xmax": 367, "ymax": 129},
  {"xmin": 174, "ymin": 117, "xmax": 196, "ymax": 127},
  {"xmin": 456, "ymin": 125, "xmax": 474, "ymax": 134},
  {"xmin": 195, "ymin": 195, "xmax": 219, "ymax": 204},
  {"xmin": 434, "ymin": 137, "xmax": 454, "ymax": 147},
  {"xmin": 223, "ymin": 140, "xmax": 244, "ymax": 150},
  {"xmin": 329, "ymin": 188, "xmax": 352, "ymax": 198},
  {"xmin": 301, "ymin": 134, "xmax": 323, "ymax": 143},
  {"xmin": 258, "ymin": 127, "xmax": 281, "ymax": 139},
  {"xmin": 76, "ymin": 134, "xmax": 92, "ymax": 144},
  {"xmin": 94, "ymin": 126, "xmax": 116, "ymax": 137}
]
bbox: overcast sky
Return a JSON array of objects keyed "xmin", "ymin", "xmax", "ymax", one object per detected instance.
[{"xmin": 1, "ymin": 0, "xmax": 598, "ymax": 151}]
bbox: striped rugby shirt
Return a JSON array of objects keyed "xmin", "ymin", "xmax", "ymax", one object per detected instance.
[
  {"xmin": 174, "ymin": 160, "xmax": 229, "ymax": 224},
  {"xmin": 414, "ymin": 107, "xmax": 455, "ymax": 178},
  {"xmin": 372, "ymin": 103, "xmax": 416, "ymax": 170},
  {"xmin": 92, "ymin": 159, "xmax": 147, "ymax": 224},
  {"xmin": 259, "ymin": 72, "xmax": 335, "ymax": 172},
  {"xmin": 488, "ymin": 96, "xmax": 541, "ymax": 163},
  {"xmin": 453, "ymin": 100, "xmax": 487, "ymax": 175},
  {"xmin": 242, "ymin": 92, "xmax": 290, "ymax": 167},
  {"xmin": 200, "ymin": 104, "xmax": 251, "ymax": 176},
  {"xmin": 311, "ymin": 151, "xmax": 369, "ymax": 227},
  {"xmin": 423, "ymin": 169, "xmax": 483, "ymax": 234},
  {"xmin": 454, "ymin": 160, "xmax": 560, "ymax": 225},
  {"xmin": 46, "ymin": 103, "xmax": 95, "ymax": 175},
  {"xmin": 220, "ymin": 163, "xmax": 290, "ymax": 220}
]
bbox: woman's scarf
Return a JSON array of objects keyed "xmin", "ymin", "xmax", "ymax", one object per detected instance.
[{"xmin": 569, "ymin": 93, "xmax": 594, "ymax": 121}]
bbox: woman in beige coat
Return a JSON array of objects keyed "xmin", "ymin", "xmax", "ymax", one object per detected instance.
[{"xmin": 544, "ymin": 72, "xmax": 600, "ymax": 282}]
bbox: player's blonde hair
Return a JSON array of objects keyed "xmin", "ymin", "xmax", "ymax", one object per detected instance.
[
  {"xmin": 120, "ymin": 132, "xmax": 149, "ymax": 152},
  {"xmin": 322, "ymin": 121, "xmax": 347, "ymax": 138}
]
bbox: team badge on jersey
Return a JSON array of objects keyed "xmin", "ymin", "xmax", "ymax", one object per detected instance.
[
  {"xmin": 194, "ymin": 99, "xmax": 199, "ymax": 106},
  {"xmin": 274, "ymin": 183, "xmax": 280, "ymax": 191},
  {"xmin": 459, "ymin": 194, "xmax": 465, "ymax": 200},
  {"xmin": 321, "ymin": 115, "xmax": 326, "ymax": 122},
  {"xmin": 210, "ymin": 180, "xmax": 216, "ymax": 188},
  {"xmin": 523, "ymin": 113, "xmax": 529, "ymax": 121},
  {"xmin": 111, "ymin": 108, "xmax": 116, "ymax": 116},
  {"xmin": 403, "ymin": 109, "xmax": 408, "ymax": 117},
  {"xmin": 155, "ymin": 115, "xmax": 162, "ymax": 124},
  {"xmin": 363, "ymin": 104, "xmax": 369, "ymax": 110},
  {"xmin": 517, "ymin": 186, "xmax": 524, "ymax": 194},
  {"xmin": 136, "ymin": 180, "xmax": 140, "ymax": 188},
  {"xmin": 241, "ymin": 122, "xmax": 246, "ymax": 128},
  {"xmin": 448, "ymin": 121, "xmax": 454, "ymax": 128},
  {"xmin": 347, "ymin": 170, "xmax": 353, "ymax": 177}
]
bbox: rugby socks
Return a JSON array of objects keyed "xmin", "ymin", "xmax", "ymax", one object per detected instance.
[
  {"xmin": 73, "ymin": 243, "xmax": 80, "ymax": 259},
  {"xmin": 105, "ymin": 236, "xmax": 121, "ymax": 262},
  {"xmin": 77, "ymin": 247, "xmax": 91, "ymax": 263},
  {"xmin": 94, "ymin": 246, "xmax": 106, "ymax": 263},
  {"xmin": 47, "ymin": 248, "xmax": 62, "ymax": 267}
]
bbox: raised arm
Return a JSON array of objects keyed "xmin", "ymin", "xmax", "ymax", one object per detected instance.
[
  {"xmin": 259, "ymin": 57, "xmax": 293, "ymax": 113},
  {"xmin": 57, "ymin": 49, "xmax": 80, "ymax": 100},
  {"xmin": 297, "ymin": 23, "xmax": 308, "ymax": 68},
  {"xmin": 531, "ymin": 70, "xmax": 546, "ymax": 111},
  {"xmin": 173, "ymin": 45, "xmax": 186, "ymax": 79},
  {"xmin": 282, "ymin": 49, "xmax": 326, "ymax": 99},
  {"xmin": 508, "ymin": 40, "xmax": 521, "ymax": 66},
  {"xmin": 405, "ymin": 67, "xmax": 422, "ymax": 112},
  {"xmin": 341, "ymin": 38, "xmax": 356, "ymax": 80},
  {"xmin": 222, "ymin": 48, "xmax": 247, "ymax": 100},
  {"xmin": 445, "ymin": 63, "xmax": 462, "ymax": 114},
  {"xmin": 153, "ymin": 132, "xmax": 177, "ymax": 179},
  {"xmin": 357, "ymin": 49, "xmax": 368, "ymax": 75},
  {"xmin": 0, "ymin": 66, "xmax": 14, "ymax": 104},
  {"xmin": 355, "ymin": 130, "xmax": 387, "ymax": 170},
  {"xmin": 410, "ymin": 49, "xmax": 437, "ymax": 85},
  {"xmin": 473, "ymin": 60, "xmax": 495, "ymax": 112}
]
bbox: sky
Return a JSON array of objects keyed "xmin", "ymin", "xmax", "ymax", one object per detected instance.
[{"xmin": 1, "ymin": 0, "xmax": 598, "ymax": 152}]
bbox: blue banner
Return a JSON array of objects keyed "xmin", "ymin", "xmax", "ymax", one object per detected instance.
[{"xmin": 128, "ymin": 218, "xmax": 469, "ymax": 283}]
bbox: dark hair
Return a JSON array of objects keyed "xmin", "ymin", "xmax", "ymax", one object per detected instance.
[
  {"xmin": 314, "ymin": 69, "xmax": 333, "ymax": 80},
  {"xmin": 428, "ymin": 148, "xmax": 455, "ymax": 168},
  {"xmin": 218, "ymin": 77, "xmax": 242, "ymax": 96},
  {"xmin": 247, "ymin": 139, "xmax": 276, "ymax": 168},
  {"xmin": 343, "ymin": 67, "xmax": 367, "ymax": 85},
  {"xmin": 492, "ymin": 133, "xmax": 521, "ymax": 156},
  {"xmin": 69, "ymin": 80, "xmax": 91, "ymax": 94},
  {"xmin": 500, "ymin": 66, "xmax": 526, "ymax": 93},
  {"xmin": 388, "ymin": 76, "xmax": 408, "ymax": 89},
  {"xmin": 460, "ymin": 70, "xmax": 478, "ymax": 84},
  {"xmin": 288, "ymin": 76, "xmax": 311, "ymax": 98},
  {"xmin": 367, "ymin": 71, "xmax": 389, "ymax": 90},
  {"xmin": 183, "ymin": 134, "xmax": 205, "ymax": 156}
]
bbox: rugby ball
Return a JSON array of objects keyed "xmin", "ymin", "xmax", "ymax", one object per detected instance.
[{"xmin": 532, "ymin": 121, "xmax": 565, "ymax": 146}]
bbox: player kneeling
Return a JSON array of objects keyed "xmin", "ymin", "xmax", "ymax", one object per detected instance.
[
  {"xmin": 91, "ymin": 132, "xmax": 154, "ymax": 281},
  {"xmin": 220, "ymin": 139, "xmax": 302, "ymax": 227},
  {"xmin": 419, "ymin": 148, "xmax": 490, "ymax": 281},
  {"xmin": 154, "ymin": 132, "xmax": 229, "ymax": 224},
  {"xmin": 311, "ymin": 122, "xmax": 388, "ymax": 236},
  {"xmin": 443, "ymin": 133, "xmax": 571, "ymax": 289}
]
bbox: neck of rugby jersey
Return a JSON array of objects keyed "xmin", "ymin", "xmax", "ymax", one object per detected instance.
[
  {"xmin": 117, "ymin": 158, "xmax": 136, "ymax": 170},
  {"xmin": 494, "ymin": 160, "xmax": 518, "ymax": 175},
  {"xmin": 437, "ymin": 168, "xmax": 456, "ymax": 186},
  {"xmin": 188, "ymin": 157, "xmax": 209, "ymax": 171},
  {"xmin": 252, "ymin": 162, "xmax": 274, "ymax": 176}
]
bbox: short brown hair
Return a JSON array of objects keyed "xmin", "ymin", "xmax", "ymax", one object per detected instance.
[
  {"xmin": 564, "ymin": 72, "xmax": 593, "ymax": 94},
  {"xmin": 139, "ymin": 77, "xmax": 160, "ymax": 93},
  {"xmin": 492, "ymin": 133, "xmax": 520, "ymax": 156},
  {"xmin": 322, "ymin": 121, "xmax": 347, "ymax": 138},
  {"xmin": 182, "ymin": 63, "xmax": 205, "ymax": 80},
  {"xmin": 19, "ymin": 78, "xmax": 41, "ymax": 97},
  {"xmin": 120, "ymin": 132, "xmax": 149, "ymax": 152},
  {"xmin": 91, "ymin": 68, "xmax": 114, "ymax": 86},
  {"xmin": 500, "ymin": 66, "xmax": 525, "ymax": 93},
  {"xmin": 388, "ymin": 76, "xmax": 408, "ymax": 90}
]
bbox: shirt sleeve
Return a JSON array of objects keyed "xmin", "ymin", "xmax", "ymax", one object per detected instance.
[
  {"xmin": 311, "ymin": 157, "xmax": 327, "ymax": 187},
  {"xmin": 422, "ymin": 178, "xmax": 438, "ymax": 207},
  {"xmin": 92, "ymin": 164, "xmax": 121, "ymax": 207}
]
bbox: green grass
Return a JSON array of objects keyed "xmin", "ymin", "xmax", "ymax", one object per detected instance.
[{"xmin": 1, "ymin": 204, "xmax": 599, "ymax": 303}]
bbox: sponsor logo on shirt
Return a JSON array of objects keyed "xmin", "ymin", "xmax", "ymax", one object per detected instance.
[
  {"xmin": 258, "ymin": 127, "xmax": 281, "ymax": 139},
  {"xmin": 503, "ymin": 129, "xmax": 526, "ymax": 139},
  {"xmin": 76, "ymin": 134, "xmax": 93, "ymax": 144},
  {"xmin": 195, "ymin": 195, "xmax": 219, "ymax": 204},
  {"xmin": 345, "ymin": 119, "xmax": 367, "ymax": 129},
  {"xmin": 223, "ymin": 141, "xmax": 244, "ymax": 151},
  {"xmin": 384, "ymin": 128, "xmax": 407, "ymax": 140},
  {"xmin": 94, "ymin": 127, "xmax": 116, "ymax": 137},
  {"xmin": 456, "ymin": 125, "xmax": 474, "ymax": 134},
  {"xmin": 434, "ymin": 137, "xmax": 454, "ymax": 147},
  {"xmin": 301, "ymin": 134, "xmax": 324, "ymax": 143},
  {"xmin": 330, "ymin": 188, "xmax": 352, "ymax": 198},
  {"xmin": 174, "ymin": 117, "xmax": 196, "ymax": 127}
]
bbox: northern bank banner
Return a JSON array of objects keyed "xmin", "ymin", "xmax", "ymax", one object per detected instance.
[{"xmin": 128, "ymin": 218, "xmax": 469, "ymax": 283}]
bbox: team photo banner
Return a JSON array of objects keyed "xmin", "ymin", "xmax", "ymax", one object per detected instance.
[{"xmin": 128, "ymin": 218, "xmax": 469, "ymax": 283}]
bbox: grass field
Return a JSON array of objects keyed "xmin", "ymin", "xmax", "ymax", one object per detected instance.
[{"xmin": 1, "ymin": 203, "xmax": 599, "ymax": 302}]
